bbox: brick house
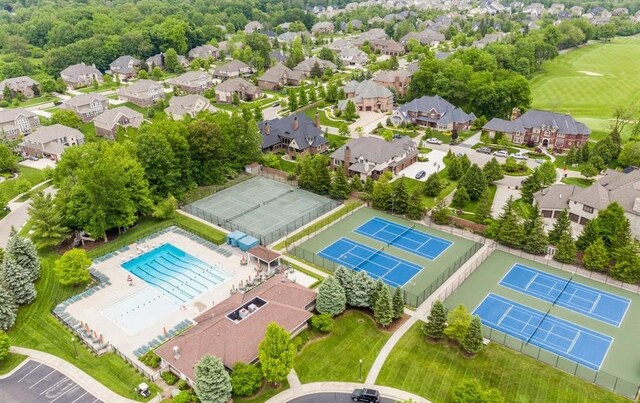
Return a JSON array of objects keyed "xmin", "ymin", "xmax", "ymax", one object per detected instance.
[
  {"xmin": 257, "ymin": 64, "xmax": 304, "ymax": 90},
  {"xmin": 60, "ymin": 63, "xmax": 103, "ymax": 89},
  {"xmin": 293, "ymin": 57, "xmax": 337, "ymax": 77},
  {"xmin": 0, "ymin": 76, "xmax": 40, "ymax": 100},
  {"xmin": 311, "ymin": 21, "xmax": 334, "ymax": 35},
  {"xmin": 371, "ymin": 39, "xmax": 405, "ymax": 56},
  {"xmin": 93, "ymin": 106, "xmax": 143, "ymax": 139},
  {"xmin": 483, "ymin": 109, "xmax": 590, "ymax": 150},
  {"xmin": 61, "ymin": 93, "xmax": 109, "ymax": 122},
  {"xmin": 212, "ymin": 60, "xmax": 253, "ymax": 81},
  {"xmin": 215, "ymin": 78, "xmax": 261, "ymax": 103},
  {"xmin": 245, "ymin": 21, "xmax": 263, "ymax": 34},
  {"xmin": 390, "ymin": 95, "xmax": 476, "ymax": 131},
  {"xmin": 0, "ymin": 109, "xmax": 40, "ymax": 141},
  {"xmin": 373, "ymin": 70, "xmax": 412, "ymax": 97},
  {"xmin": 145, "ymin": 53, "xmax": 189, "ymax": 71},
  {"xmin": 117, "ymin": 80, "xmax": 165, "ymax": 107},
  {"xmin": 338, "ymin": 80, "xmax": 393, "ymax": 112},
  {"xmin": 259, "ymin": 113, "xmax": 328, "ymax": 157},
  {"xmin": 108, "ymin": 56, "xmax": 140, "ymax": 80},
  {"xmin": 188, "ymin": 44, "xmax": 219, "ymax": 61},
  {"xmin": 164, "ymin": 95, "xmax": 216, "ymax": 120},
  {"xmin": 167, "ymin": 71, "xmax": 213, "ymax": 94},
  {"xmin": 18, "ymin": 124, "xmax": 84, "ymax": 161}
]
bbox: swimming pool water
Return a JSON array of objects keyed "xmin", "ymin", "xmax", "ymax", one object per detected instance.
[{"xmin": 121, "ymin": 243, "xmax": 231, "ymax": 304}]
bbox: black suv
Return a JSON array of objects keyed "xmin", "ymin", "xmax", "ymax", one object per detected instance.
[{"xmin": 352, "ymin": 388, "xmax": 381, "ymax": 402}]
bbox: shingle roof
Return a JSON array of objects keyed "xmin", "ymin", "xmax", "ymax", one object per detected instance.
[
  {"xmin": 110, "ymin": 56, "xmax": 140, "ymax": 70},
  {"xmin": 188, "ymin": 44, "xmax": 218, "ymax": 59},
  {"xmin": 0, "ymin": 108, "xmax": 37, "ymax": 124},
  {"xmin": 214, "ymin": 60, "xmax": 250, "ymax": 74},
  {"xmin": 61, "ymin": 63, "xmax": 102, "ymax": 79},
  {"xmin": 23, "ymin": 124, "xmax": 83, "ymax": 144},
  {"xmin": 167, "ymin": 71, "xmax": 211, "ymax": 86},
  {"xmin": 373, "ymin": 69, "xmax": 412, "ymax": 83},
  {"xmin": 259, "ymin": 64, "xmax": 304, "ymax": 84},
  {"xmin": 93, "ymin": 106, "xmax": 143, "ymax": 128},
  {"xmin": 331, "ymin": 136, "xmax": 416, "ymax": 164},
  {"xmin": 259, "ymin": 113, "xmax": 326, "ymax": 151},
  {"xmin": 118, "ymin": 79, "xmax": 163, "ymax": 97},
  {"xmin": 215, "ymin": 78, "xmax": 259, "ymax": 95},
  {"xmin": 0, "ymin": 76, "xmax": 39, "ymax": 92},
  {"xmin": 533, "ymin": 185, "xmax": 576, "ymax": 210},
  {"xmin": 63, "ymin": 93, "xmax": 108, "ymax": 108},
  {"xmin": 398, "ymin": 95, "xmax": 475, "ymax": 125},
  {"xmin": 164, "ymin": 94, "xmax": 214, "ymax": 116},
  {"xmin": 483, "ymin": 110, "xmax": 590, "ymax": 136},
  {"xmin": 293, "ymin": 57, "xmax": 336, "ymax": 73},
  {"xmin": 343, "ymin": 80, "xmax": 393, "ymax": 99}
]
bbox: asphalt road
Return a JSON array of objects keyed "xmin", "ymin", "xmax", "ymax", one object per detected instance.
[
  {"xmin": 0, "ymin": 359, "xmax": 102, "ymax": 403},
  {"xmin": 288, "ymin": 392, "xmax": 395, "ymax": 403}
]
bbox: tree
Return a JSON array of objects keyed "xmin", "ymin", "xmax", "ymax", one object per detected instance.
[
  {"xmin": 447, "ymin": 156, "xmax": 462, "ymax": 180},
  {"xmin": 288, "ymin": 91, "xmax": 298, "ymax": 111},
  {"xmin": 27, "ymin": 192, "xmax": 68, "ymax": 249},
  {"xmin": 371, "ymin": 173, "xmax": 393, "ymax": 211},
  {"xmin": 338, "ymin": 123, "xmax": 350, "ymax": 137},
  {"xmin": 381, "ymin": 129, "xmax": 394, "ymax": 142},
  {"xmin": 391, "ymin": 179, "xmax": 409, "ymax": 214},
  {"xmin": 0, "ymin": 331, "xmax": 9, "ymax": 361},
  {"xmin": 431, "ymin": 200, "xmax": 451, "ymax": 225},
  {"xmin": 451, "ymin": 186, "xmax": 470, "ymax": 209},
  {"xmin": 538, "ymin": 161, "xmax": 558, "ymax": 186},
  {"xmin": 2, "ymin": 85, "xmax": 12, "ymax": 101},
  {"xmin": 364, "ymin": 176, "xmax": 375, "ymax": 194},
  {"xmin": 163, "ymin": 48, "xmax": 180, "ymax": 73},
  {"xmin": 230, "ymin": 363, "xmax": 262, "ymax": 397},
  {"xmin": 548, "ymin": 210, "xmax": 570, "ymax": 245},
  {"xmin": 423, "ymin": 172, "xmax": 443, "ymax": 197},
  {"xmin": 316, "ymin": 276, "xmax": 346, "ymax": 316},
  {"xmin": 152, "ymin": 195, "xmax": 178, "ymax": 219},
  {"xmin": 1, "ymin": 256, "xmax": 36, "ymax": 305},
  {"xmin": 580, "ymin": 163, "xmax": 599, "ymax": 179},
  {"xmin": 554, "ymin": 231, "xmax": 576, "ymax": 264},
  {"xmin": 319, "ymin": 47, "xmax": 335, "ymax": 63},
  {"xmin": 461, "ymin": 316, "xmax": 484, "ymax": 355},
  {"xmin": 422, "ymin": 300, "xmax": 447, "ymax": 340},
  {"xmin": 610, "ymin": 244, "xmax": 640, "ymax": 283},
  {"xmin": 596, "ymin": 202, "xmax": 632, "ymax": 250},
  {"xmin": 50, "ymin": 109, "xmax": 82, "ymax": 128},
  {"xmin": 369, "ymin": 279, "xmax": 386, "ymax": 308},
  {"xmin": 0, "ymin": 144, "xmax": 17, "ymax": 173},
  {"xmin": 334, "ymin": 266, "xmax": 355, "ymax": 305},
  {"xmin": 343, "ymin": 100, "xmax": 358, "ymax": 121},
  {"xmin": 482, "ymin": 158, "xmax": 503, "ymax": 183},
  {"xmin": 0, "ymin": 284, "xmax": 17, "ymax": 331},
  {"xmin": 194, "ymin": 354, "xmax": 232, "ymax": 403},
  {"xmin": 373, "ymin": 285, "xmax": 394, "ymax": 327},
  {"xmin": 6, "ymin": 229, "xmax": 39, "ymax": 282},
  {"xmin": 253, "ymin": 107, "xmax": 263, "ymax": 122},
  {"xmin": 474, "ymin": 189, "xmax": 493, "ymax": 224},
  {"xmin": 522, "ymin": 205, "xmax": 548, "ymax": 255},
  {"xmin": 258, "ymin": 323, "xmax": 296, "ymax": 385},
  {"xmin": 406, "ymin": 190, "xmax": 426, "ymax": 220},
  {"xmin": 576, "ymin": 219, "xmax": 599, "ymax": 251},
  {"xmin": 451, "ymin": 379, "xmax": 505, "ymax": 403},
  {"xmin": 583, "ymin": 238, "xmax": 609, "ymax": 272},
  {"xmin": 310, "ymin": 313, "xmax": 334, "ymax": 332},
  {"xmin": 310, "ymin": 61, "xmax": 322, "ymax": 79},
  {"xmin": 497, "ymin": 207, "xmax": 524, "ymax": 248},
  {"xmin": 351, "ymin": 270, "xmax": 374, "ymax": 308},
  {"xmin": 444, "ymin": 305, "xmax": 472, "ymax": 342},
  {"xmin": 329, "ymin": 169, "xmax": 350, "ymax": 200},
  {"xmin": 392, "ymin": 287, "xmax": 404, "ymax": 319},
  {"xmin": 298, "ymin": 85, "xmax": 308, "ymax": 106},
  {"xmin": 458, "ymin": 164, "xmax": 487, "ymax": 201},
  {"xmin": 618, "ymin": 141, "xmax": 640, "ymax": 167},
  {"xmin": 54, "ymin": 248, "xmax": 92, "ymax": 286},
  {"xmin": 520, "ymin": 169, "xmax": 543, "ymax": 204}
]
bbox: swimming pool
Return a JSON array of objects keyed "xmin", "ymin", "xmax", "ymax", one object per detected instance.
[
  {"xmin": 102, "ymin": 286, "xmax": 176, "ymax": 335},
  {"xmin": 121, "ymin": 243, "xmax": 232, "ymax": 304}
]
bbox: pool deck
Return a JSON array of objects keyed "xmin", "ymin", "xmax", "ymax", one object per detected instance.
[{"xmin": 64, "ymin": 230, "xmax": 316, "ymax": 368}]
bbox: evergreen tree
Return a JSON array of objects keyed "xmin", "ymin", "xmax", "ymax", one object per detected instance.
[
  {"xmin": 334, "ymin": 266, "xmax": 355, "ymax": 305},
  {"xmin": 497, "ymin": 207, "xmax": 524, "ymax": 248},
  {"xmin": 6, "ymin": 229, "xmax": 40, "ymax": 282},
  {"xmin": 392, "ymin": 287, "xmax": 404, "ymax": 319},
  {"xmin": 364, "ymin": 176, "xmax": 375, "ymax": 194},
  {"xmin": 406, "ymin": 190, "xmax": 426, "ymax": 220},
  {"xmin": 350, "ymin": 178, "xmax": 363, "ymax": 192},
  {"xmin": 583, "ymin": 238, "xmax": 609, "ymax": 272},
  {"xmin": 316, "ymin": 276, "xmax": 346, "ymax": 316},
  {"xmin": 391, "ymin": 179, "xmax": 409, "ymax": 214},
  {"xmin": 329, "ymin": 169, "xmax": 350, "ymax": 199},
  {"xmin": 0, "ymin": 284, "xmax": 17, "ymax": 331},
  {"xmin": 522, "ymin": 204, "xmax": 548, "ymax": 255},
  {"xmin": 520, "ymin": 168, "xmax": 543, "ymax": 204},
  {"xmin": 310, "ymin": 61, "xmax": 322, "ymax": 78},
  {"xmin": 0, "ymin": 331, "xmax": 9, "ymax": 361},
  {"xmin": 351, "ymin": 270, "xmax": 375, "ymax": 308},
  {"xmin": 565, "ymin": 146, "xmax": 580, "ymax": 165},
  {"xmin": 596, "ymin": 202, "xmax": 632, "ymax": 251},
  {"xmin": 423, "ymin": 172, "xmax": 443, "ymax": 197},
  {"xmin": 580, "ymin": 142, "xmax": 590, "ymax": 163},
  {"xmin": 447, "ymin": 157, "xmax": 463, "ymax": 180},
  {"xmin": 258, "ymin": 323, "xmax": 296, "ymax": 386},
  {"xmin": 431, "ymin": 200, "xmax": 451, "ymax": 225},
  {"xmin": 1, "ymin": 256, "xmax": 36, "ymax": 305},
  {"xmin": 371, "ymin": 173, "xmax": 393, "ymax": 211},
  {"xmin": 538, "ymin": 161, "xmax": 558, "ymax": 186},
  {"xmin": 451, "ymin": 186, "xmax": 470, "ymax": 209},
  {"xmin": 27, "ymin": 192, "xmax": 69, "ymax": 249},
  {"xmin": 444, "ymin": 305, "xmax": 472, "ymax": 342},
  {"xmin": 373, "ymin": 285, "xmax": 394, "ymax": 327},
  {"xmin": 298, "ymin": 85, "xmax": 308, "ymax": 106},
  {"xmin": 253, "ymin": 107, "xmax": 263, "ymax": 121},
  {"xmin": 458, "ymin": 164, "xmax": 487, "ymax": 201},
  {"xmin": 343, "ymin": 100, "xmax": 358, "ymax": 121},
  {"xmin": 422, "ymin": 300, "xmax": 447, "ymax": 340},
  {"xmin": 482, "ymin": 158, "xmax": 503, "ymax": 183},
  {"xmin": 311, "ymin": 155, "xmax": 331, "ymax": 194},
  {"xmin": 194, "ymin": 354, "xmax": 232, "ymax": 403},
  {"xmin": 576, "ymin": 219, "xmax": 599, "ymax": 251},
  {"xmin": 548, "ymin": 210, "xmax": 570, "ymax": 245},
  {"xmin": 474, "ymin": 189, "xmax": 493, "ymax": 224},
  {"xmin": 554, "ymin": 231, "xmax": 576, "ymax": 264},
  {"xmin": 610, "ymin": 244, "xmax": 640, "ymax": 283},
  {"xmin": 461, "ymin": 316, "xmax": 484, "ymax": 355},
  {"xmin": 369, "ymin": 279, "xmax": 385, "ymax": 308},
  {"xmin": 288, "ymin": 91, "xmax": 298, "ymax": 111},
  {"xmin": 459, "ymin": 155, "xmax": 471, "ymax": 172}
]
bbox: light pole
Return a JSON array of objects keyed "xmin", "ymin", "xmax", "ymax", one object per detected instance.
[
  {"xmin": 359, "ymin": 358, "xmax": 363, "ymax": 381},
  {"xmin": 70, "ymin": 336, "xmax": 78, "ymax": 358},
  {"xmin": 391, "ymin": 193, "xmax": 396, "ymax": 215}
]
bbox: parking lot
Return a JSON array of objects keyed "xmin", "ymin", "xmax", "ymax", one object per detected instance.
[{"xmin": 0, "ymin": 359, "xmax": 101, "ymax": 403}]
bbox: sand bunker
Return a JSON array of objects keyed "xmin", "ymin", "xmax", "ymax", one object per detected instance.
[{"xmin": 578, "ymin": 71, "xmax": 603, "ymax": 76}]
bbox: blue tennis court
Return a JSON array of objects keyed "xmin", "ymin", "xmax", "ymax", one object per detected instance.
[
  {"xmin": 500, "ymin": 264, "xmax": 630, "ymax": 327},
  {"xmin": 354, "ymin": 217, "xmax": 452, "ymax": 260},
  {"xmin": 474, "ymin": 294, "xmax": 612, "ymax": 371},
  {"xmin": 318, "ymin": 237, "xmax": 422, "ymax": 287}
]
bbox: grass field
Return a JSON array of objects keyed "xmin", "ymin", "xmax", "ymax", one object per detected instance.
[
  {"xmin": 376, "ymin": 322, "xmax": 627, "ymax": 403},
  {"xmin": 530, "ymin": 36, "xmax": 640, "ymax": 141},
  {"xmin": 294, "ymin": 311, "xmax": 390, "ymax": 383},
  {"xmin": 0, "ymin": 353, "xmax": 28, "ymax": 375},
  {"xmin": 443, "ymin": 250, "xmax": 640, "ymax": 399},
  {"xmin": 561, "ymin": 177, "xmax": 594, "ymax": 188},
  {"xmin": 0, "ymin": 166, "xmax": 46, "ymax": 202}
]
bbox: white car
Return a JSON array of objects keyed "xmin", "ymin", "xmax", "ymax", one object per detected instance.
[
  {"xmin": 510, "ymin": 153, "xmax": 528, "ymax": 160},
  {"xmin": 493, "ymin": 150, "xmax": 509, "ymax": 158},
  {"xmin": 426, "ymin": 137, "xmax": 443, "ymax": 145}
]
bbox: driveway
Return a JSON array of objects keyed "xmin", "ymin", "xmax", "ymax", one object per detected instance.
[
  {"xmin": 349, "ymin": 111, "xmax": 388, "ymax": 135},
  {"xmin": 19, "ymin": 158, "xmax": 56, "ymax": 170},
  {"xmin": 0, "ymin": 359, "xmax": 102, "ymax": 403},
  {"xmin": 396, "ymin": 150, "xmax": 447, "ymax": 181},
  {"xmin": 289, "ymin": 392, "xmax": 394, "ymax": 403}
]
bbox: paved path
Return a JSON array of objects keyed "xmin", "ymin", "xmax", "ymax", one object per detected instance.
[
  {"xmin": 287, "ymin": 369, "xmax": 302, "ymax": 389},
  {"xmin": 9, "ymin": 347, "xmax": 151, "ymax": 403},
  {"xmin": 266, "ymin": 382, "xmax": 430, "ymax": 403},
  {"xmin": 0, "ymin": 185, "xmax": 55, "ymax": 248},
  {"xmin": 365, "ymin": 316, "xmax": 418, "ymax": 384},
  {"xmin": 288, "ymin": 392, "xmax": 394, "ymax": 403}
]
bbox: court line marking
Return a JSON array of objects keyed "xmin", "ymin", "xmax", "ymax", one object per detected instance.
[
  {"xmin": 18, "ymin": 362, "xmax": 42, "ymax": 382},
  {"xmin": 70, "ymin": 391, "xmax": 88, "ymax": 403},
  {"xmin": 51, "ymin": 385, "xmax": 79, "ymax": 402},
  {"xmin": 40, "ymin": 377, "xmax": 68, "ymax": 395},
  {"xmin": 28, "ymin": 369, "xmax": 55, "ymax": 389}
]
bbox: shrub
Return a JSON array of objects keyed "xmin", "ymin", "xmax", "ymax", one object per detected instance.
[
  {"xmin": 173, "ymin": 390, "xmax": 198, "ymax": 403},
  {"xmin": 309, "ymin": 313, "xmax": 334, "ymax": 333},
  {"xmin": 139, "ymin": 350, "xmax": 161, "ymax": 369},
  {"xmin": 292, "ymin": 329, "xmax": 310, "ymax": 351},
  {"xmin": 176, "ymin": 379, "xmax": 190, "ymax": 391},
  {"xmin": 0, "ymin": 101, "xmax": 8, "ymax": 107},
  {"xmin": 161, "ymin": 370, "xmax": 178, "ymax": 385},
  {"xmin": 231, "ymin": 362, "xmax": 263, "ymax": 396}
]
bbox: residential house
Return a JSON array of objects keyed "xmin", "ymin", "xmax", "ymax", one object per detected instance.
[
  {"xmin": 156, "ymin": 275, "xmax": 315, "ymax": 380},
  {"xmin": 330, "ymin": 136, "xmax": 418, "ymax": 180},
  {"xmin": 212, "ymin": 60, "xmax": 253, "ymax": 80},
  {"xmin": 371, "ymin": 39, "xmax": 405, "ymax": 56},
  {"xmin": 405, "ymin": 61, "xmax": 420, "ymax": 75},
  {"xmin": 108, "ymin": 56, "xmax": 140, "ymax": 80},
  {"xmin": 61, "ymin": 93, "xmax": 109, "ymax": 123},
  {"xmin": 164, "ymin": 95, "xmax": 217, "ymax": 120},
  {"xmin": 327, "ymin": 39, "xmax": 353, "ymax": 52},
  {"xmin": 293, "ymin": 57, "xmax": 337, "ymax": 77},
  {"xmin": 245, "ymin": 21, "xmax": 263, "ymax": 34},
  {"xmin": 0, "ymin": 109, "xmax": 40, "ymax": 141},
  {"xmin": 258, "ymin": 64, "xmax": 305, "ymax": 90},
  {"xmin": 215, "ymin": 78, "xmax": 261, "ymax": 103},
  {"xmin": 339, "ymin": 48, "xmax": 369, "ymax": 68},
  {"xmin": 270, "ymin": 51, "xmax": 288, "ymax": 64},
  {"xmin": 0, "ymin": 76, "xmax": 40, "ymax": 100},
  {"xmin": 353, "ymin": 29, "xmax": 387, "ymax": 46},
  {"xmin": 18, "ymin": 124, "xmax": 84, "ymax": 161},
  {"xmin": 338, "ymin": 80, "xmax": 393, "ymax": 113},
  {"xmin": 311, "ymin": 21, "xmax": 334, "ymax": 35},
  {"xmin": 391, "ymin": 95, "xmax": 476, "ymax": 131},
  {"xmin": 117, "ymin": 79, "xmax": 165, "ymax": 107},
  {"xmin": 217, "ymin": 41, "xmax": 243, "ymax": 56},
  {"xmin": 373, "ymin": 70, "xmax": 412, "ymax": 97},
  {"xmin": 145, "ymin": 53, "xmax": 189, "ymax": 71},
  {"xmin": 93, "ymin": 107, "xmax": 143, "ymax": 139},
  {"xmin": 472, "ymin": 32, "xmax": 506, "ymax": 49},
  {"xmin": 259, "ymin": 113, "xmax": 328, "ymax": 156},
  {"xmin": 188, "ymin": 44, "xmax": 219, "ymax": 61},
  {"xmin": 400, "ymin": 29, "xmax": 446, "ymax": 47},
  {"xmin": 570, "ymin": 6, "xmax": 584, "ymax": 16},
  {"xmin": 483, "ymin": 109, "xmax": 590, "ymax": 150},
  {"xmin": 167, "ymin": 71, "xmax": 213, "ymax": 94},
  {"xmin": 534, "ymin": 168, "xmax": 640, "ymax": 239},
  {"xmin": 60, "ymin": 63, "xmax": 103, "ymax": 89}
]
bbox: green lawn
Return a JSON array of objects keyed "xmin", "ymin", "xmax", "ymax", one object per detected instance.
[
  {"xmin": 302, "ymin": 104, "xmax": 344, "ymax": 128},
  {"xmin": 235, "ymin": 380, "xmax": 289, "ymax": 403},
  {"xmin": 7, "ymin": 95, "xmax": 58, "ymax": 108},
  {"xmin": 513, "ymin": 198, "xmax": 535, "ymax": 219},
  {"xmin": 461, "ymin": 184, "xmax": 497, "ymax": 216},
  {"xmin": 0, "ymin": 166, "xmax": 46, "ymax": 201},
  {"xmin": 376, "ymin": 322, "xmax": 627, "ymax": 403},
  {"xmin": 326, "ymin": 133, "xmax": 349, "ymax": 149},
  {"xmin": 0, "ymin": 353, "xmax": 28, "ymax": 375},
  {"xmin": 16, "ymin": 180, "xmax": 51, "ymax": 202},
  {"xmin": 530, "ymin": 36, "xmax": 640, "ymax": 141},
  {"xmin": 294, "ymin": 310, "xmax": 391, "ymax": 383},
  {"xmin": 561, "ymin": 177, "xmax": 594, "ymax": 188},
  {"xmin": 400, "ymin": 170, "xmax": 457, "ymax": 210},
  {"xmin": 77, "ymin": 83, "xmax": 121, "ymax": 93}
]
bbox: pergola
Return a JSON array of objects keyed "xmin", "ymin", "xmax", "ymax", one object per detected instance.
[{"xmin": 247, "ymin": 245, "xmax": 281, "ymax": 271}]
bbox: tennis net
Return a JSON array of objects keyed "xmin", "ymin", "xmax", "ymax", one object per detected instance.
[
  {"xmin": 526, "ymin": 271, "xmax": 576, "ymax": 344},
  {"xmin": 354, "ymin": 246, "xmax": 385, "ymax": 271},
  {"xmin": 387, "ymin": 223, "xmax": 416, "ymax": 246},
  {"xmin": 226, "ymin": 203, "xmax": 261, "ymax": 222},
  {"xmin": 262, "ymin": 188, "xmax": 295, "ymax": 206}
]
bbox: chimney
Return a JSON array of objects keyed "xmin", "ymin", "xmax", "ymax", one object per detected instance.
[
  {"xmin": 293, "ymin": 115, "xmax": 299, "ymax": 131},
  {"xmin": 173, "ymin": 346, "xmax": 180, "ymax": 360},
  {"xmin": 315, "ymin": 112, "xmax": 320, "ymax": 128},
  {"xmin": 510, "ymin": 107, "xmax": 521, "ymax": 121},
  {"xmin": 343, "ymin": 145, "xmax": 351, "ymax": 175},
  {"xmin": 264, "ymin": 122, "xmax": 270, "ymax": 135}
]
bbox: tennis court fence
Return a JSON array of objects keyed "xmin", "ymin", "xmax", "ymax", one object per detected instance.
[
  {"xmin": 182, "ymin": 199, "xmax": 338, "ymax": 245},
  {"xmin": 290, "ymin": 240, "xmax": 483, "ymax": 307},
  {"xmin": 461, "ymin": 325, "xmax": 639, "ymax": 400}
]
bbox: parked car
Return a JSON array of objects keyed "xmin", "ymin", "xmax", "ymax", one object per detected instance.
[
  {"xmin": 454, "ymin": 152, "xmax": 464, "ymax": 157},
  {"xmin": 27, "ymin": 156, "xmax": 39, "ymax": 161},
  {"xmin": 511, "ymin": 152, "xmax": 528, "ymax": 160},
  {"xmin": 393, "ymin": 133, "xmax": 402, "ymax": 139},
  {"xmin": 476, "ymin": 147, "xmax": 492, "ymax": 154},
  {"xmin": 272, "ymin": 102, "xmax": 279, "ymax": 107},
  {"xmin": 494, "ymin": 150, "xmax": 509, "ymax": 158},
  {"xmin": 352, "ymin": 388, "xmax": 381, "ymax": 402},
  {"xmin": 426, "ymin": 137, "xmax": 443, "ymax": 145},
  {"xmin": 415, "ymin": 170, "xmax": 426, "ymax": 179}
]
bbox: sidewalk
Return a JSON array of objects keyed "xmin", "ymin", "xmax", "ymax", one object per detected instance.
[
  {"xmin": 266, "ymin": 381, "xmax": 430, "ymax": 403},
  {"xmin": 9, "ymin": 347, "xmax": 158, "ymax": 403}
]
